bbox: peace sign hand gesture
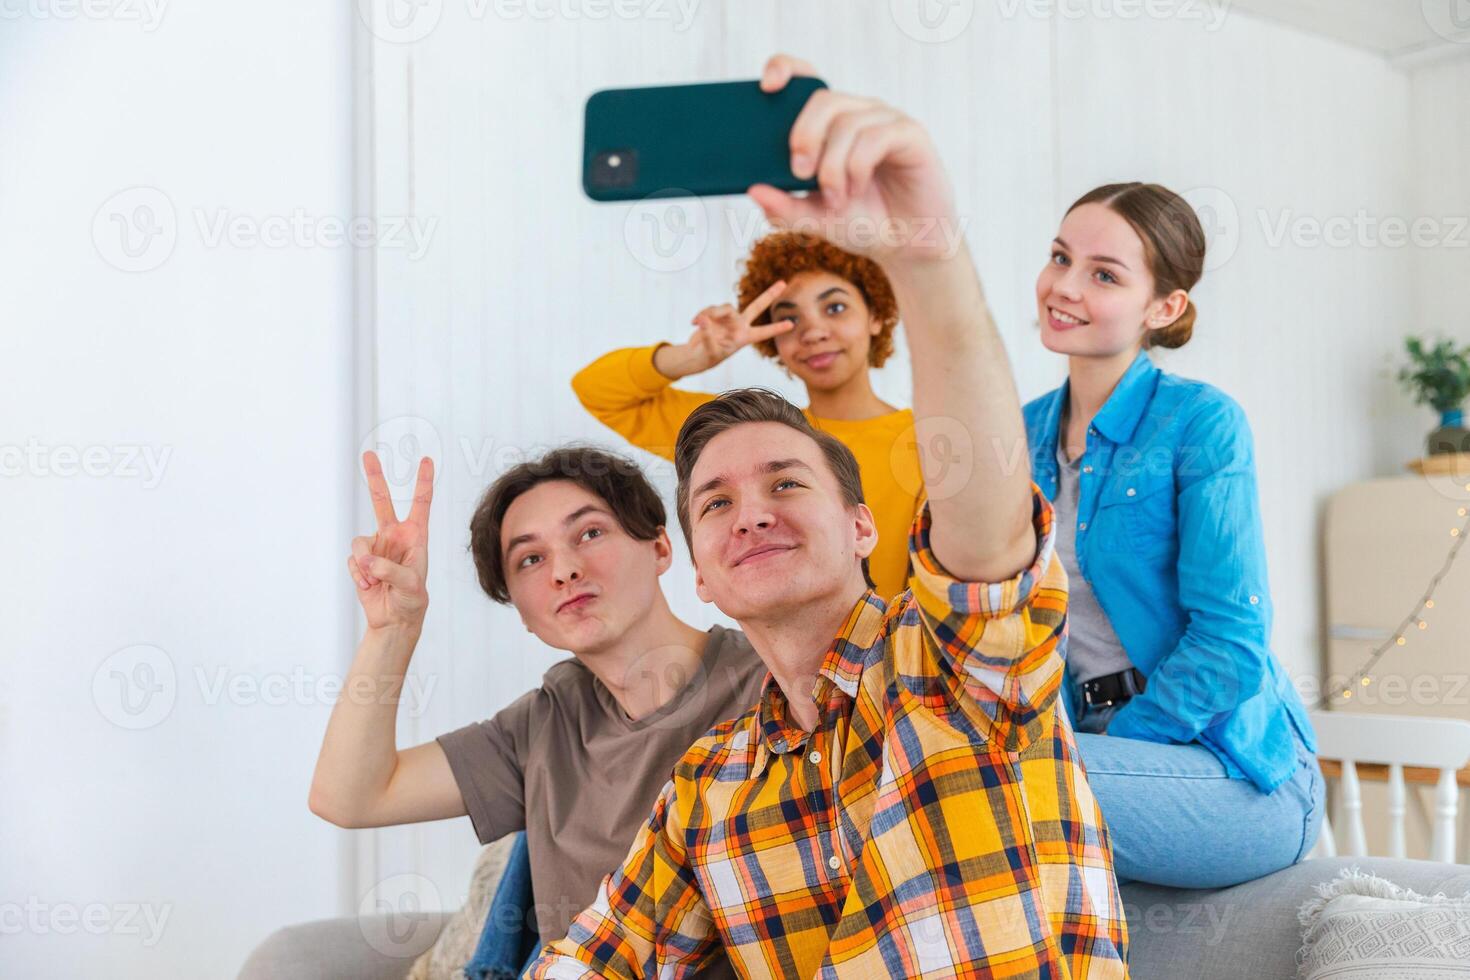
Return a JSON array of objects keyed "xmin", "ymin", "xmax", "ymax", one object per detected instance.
[
  {"xmin": 656, "ymin": 280, "xmax": 797, "ymax": 380},
  {"xmin": 348, "ymin": 451, "xmax": 434, "ymax": 632}
]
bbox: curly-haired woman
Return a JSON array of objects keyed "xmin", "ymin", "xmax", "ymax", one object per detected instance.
[{"xmin": 572, "ymin": 229, "xmax": 921, "ymax": 599}]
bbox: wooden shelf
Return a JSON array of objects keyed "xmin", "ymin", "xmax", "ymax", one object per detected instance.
[{"xmin": 1406, "ymin": 453, "xmax": 1470, "ymax": 477}]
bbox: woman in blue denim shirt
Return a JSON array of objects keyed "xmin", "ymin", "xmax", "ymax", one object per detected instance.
[{"xmin": 1023, "ymin": 182, "xmax": 1323, "ymax": 888}]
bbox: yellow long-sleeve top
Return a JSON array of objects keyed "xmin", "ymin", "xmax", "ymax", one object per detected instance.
[{"xmin": 571, "ymin": 344, "xmax": 923, "ymax": 600}]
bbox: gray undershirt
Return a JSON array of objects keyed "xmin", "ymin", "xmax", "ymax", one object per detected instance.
[{"xmin": 1052, "ymin": 441, "xmax": 1136, "ymax": 735}]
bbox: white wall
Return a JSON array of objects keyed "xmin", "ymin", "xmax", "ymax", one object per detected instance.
[
  {"xmin": 356, "ymin": 0, "xmax": 1442, "ymax": 921},
  {"xmin": 0, "ymin": 3, "xmax": 356, "ymax": 978},
  {"xmin": 1410, "ymin": 56, "xmax": 1470, "ymax": 351}
]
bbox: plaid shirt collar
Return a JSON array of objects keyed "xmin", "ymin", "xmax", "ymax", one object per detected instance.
[{"xmin": 748, "ymin": 589, "xmax": 890, "ymax": 777}]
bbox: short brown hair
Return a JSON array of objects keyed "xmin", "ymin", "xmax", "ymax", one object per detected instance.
[
  {"xmin": 468, "ymin": 446, "xmax": 665, "ymax": 603},
  {"xmin": 737, "ymin": 231, "xmax": 899, "ymax": 367},
  {"xmin": 1067, "ymin": 182, "xmax": 1206, "ymax": 350},
  {"xmin": 673, "ymin": 388, "xmax": 873, "ymax": 588}
]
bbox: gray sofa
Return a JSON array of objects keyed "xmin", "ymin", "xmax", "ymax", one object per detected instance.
[{"xmin": 239, "ymin": 857, "xmax": 1470, "ymax": 980}]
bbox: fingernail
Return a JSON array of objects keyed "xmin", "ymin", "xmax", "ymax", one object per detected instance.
[{"xmin": 791, "ymin": 154, "xmax": 812, "ymax": 178}]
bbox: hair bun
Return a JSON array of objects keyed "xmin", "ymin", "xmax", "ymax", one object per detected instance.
[{"xmin": 1149, "ymin": 299, "xmax": 1195, "ymax": 350}]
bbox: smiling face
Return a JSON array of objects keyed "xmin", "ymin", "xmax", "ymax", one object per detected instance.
[
  {"xmin": 768, "ymin": 270, "xmax": 885, "ymax": 395},
  {"xmin": 1035, "ymin": 202, "xmax": 1188, "ymax": 359},
  {"xmin": 684, "ymin": 421, "xmax": 876, "ymax": 623},
  {"xmin": 500, "ymin": 480, "xmax": 670, "ymax": 656}
]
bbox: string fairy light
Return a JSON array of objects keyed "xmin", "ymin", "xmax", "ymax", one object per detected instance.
[{"xmin": 1322, "ymin": 503, "xmax": 1470, "ymax": 707}]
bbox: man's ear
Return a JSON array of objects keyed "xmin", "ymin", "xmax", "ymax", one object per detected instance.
[
  {"xmin": 853, "ymin": 502, "xmax": 879, "ymax": 560},
  {"xmin": 652, "ymin": 527, "xmax": 674, "ymax": 575},
  {"xmin": 694, "ymin": 562, "xmax": 714, "ymax": 604}
]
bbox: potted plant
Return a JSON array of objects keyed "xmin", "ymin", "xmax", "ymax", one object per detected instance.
[{"xmin": 1398, "ymin": 336, "xmax": 1470, "ymax": 456}]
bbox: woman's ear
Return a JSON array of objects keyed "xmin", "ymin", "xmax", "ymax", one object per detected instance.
[{"xmin": 1146, "ymin": 289, "xmax": 1190, "ymax": 329}]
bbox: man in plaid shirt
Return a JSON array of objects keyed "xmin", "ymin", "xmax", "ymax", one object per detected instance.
[{"xmin": 530, "ymin": 58, "xmax": 1127, "ymax": 979}]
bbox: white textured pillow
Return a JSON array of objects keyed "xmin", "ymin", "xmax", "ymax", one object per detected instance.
[{"xmin": 1297, "ymin": 868, "xmax": 1470, "ymax": 979}]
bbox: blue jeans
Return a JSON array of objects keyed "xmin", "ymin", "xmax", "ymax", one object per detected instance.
[
  {"xmin": 463, "ymin": 832, "xmax": 540, "ymax": 980},
  {"xmin": 1075, "ymin": 733, "xmax": 1324, "ymax": 889}
]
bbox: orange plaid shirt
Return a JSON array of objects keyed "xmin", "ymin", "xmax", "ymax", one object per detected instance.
[{"xmin": 529, "ymin": 488, "xmax": 1128, "ymax": 978}]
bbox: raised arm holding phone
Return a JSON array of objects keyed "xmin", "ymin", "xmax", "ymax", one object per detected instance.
[{"xmin": 531, "ymin": 60, "xmax": 1126, "ymax": 980}]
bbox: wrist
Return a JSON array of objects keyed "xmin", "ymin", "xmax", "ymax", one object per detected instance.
[
  {"xmin": 653, "ymin": 341, "xmax": 702, "ymax": 379},
  {"xmin": 365, "ymin": 621, "xmax": 424, "ymax": 646}
]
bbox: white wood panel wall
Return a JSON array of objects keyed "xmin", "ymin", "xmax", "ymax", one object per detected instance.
[{"xmin": 352, "ymin": 1, "xmax": 1451, "ymax": 911}]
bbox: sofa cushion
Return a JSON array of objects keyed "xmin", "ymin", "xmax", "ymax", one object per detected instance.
[
  {"xmin": 237, "ymin": 911, "xmax": 451, "ymax": 980},
  {"xmin": 1119, "ymin": 857, "xmax": 1470, "ymax": 979}
]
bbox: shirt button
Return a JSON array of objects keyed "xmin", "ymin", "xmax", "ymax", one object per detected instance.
[
  {"xmin": 1249, "ymin": 595, "xmax": 1260, "ymax": 605},
  {"xmin": 1083, "ymin": 465, "xmax": 1093, "ymax": 474},
  {"xmin": 1078, "ymin": 522, "xmax": 1088, "ymax": 531},
  {"xmin": 808, "ymin": 750, "xmax": 822, "ymax": 764},
  {"xmin": 1126, "ymin": 487, "xmax": 1136, "ymax": 497},
  {"xmin": 828, "ymin": 855, "xmax": 841, "ymax": 871}
]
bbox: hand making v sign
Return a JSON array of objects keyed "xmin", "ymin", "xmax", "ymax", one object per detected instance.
[
  {"xmin": 652, "ymin": 279, "xmax": 798, "ymax": 379},
  {"xmin": 349, "ymin": 452, "xmax": 435, "ymax": 632}
]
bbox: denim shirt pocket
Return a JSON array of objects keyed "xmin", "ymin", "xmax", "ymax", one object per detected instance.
[{"xmin": 1096, "ymin": 473, "xmax": 1176, "ymax": 557}]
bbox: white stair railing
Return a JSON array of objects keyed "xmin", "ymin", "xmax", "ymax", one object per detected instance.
[{"xmin": 1309, "ymin": 710, "xmax": 1470, "ymax": 864}]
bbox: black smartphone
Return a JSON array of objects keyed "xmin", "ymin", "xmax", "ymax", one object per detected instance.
[{"xmin": 582, "ymin": 76, "xmax": 827, "ymax": 202}]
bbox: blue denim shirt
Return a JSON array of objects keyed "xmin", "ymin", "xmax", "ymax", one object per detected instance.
[{"xmin": 1024, "ymin": 350, "xmax": 1315, "ymax": 794}]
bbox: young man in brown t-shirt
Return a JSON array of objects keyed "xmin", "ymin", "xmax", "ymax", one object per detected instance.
[{"xmin": 308, "ymin": 445, "xmax": 766, "ymax": 972}]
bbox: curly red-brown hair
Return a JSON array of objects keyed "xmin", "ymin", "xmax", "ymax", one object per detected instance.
[{"xmin": 736, "ymin": 231, "xmax": 899, "ymax": 368}]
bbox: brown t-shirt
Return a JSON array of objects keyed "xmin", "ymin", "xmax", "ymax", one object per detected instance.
[{"xmin": 437, "ymin": 625, "xmax": 767, "ymax": 951}]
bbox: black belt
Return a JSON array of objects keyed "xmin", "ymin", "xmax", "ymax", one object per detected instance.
[{"xmin": 1082, "ymin": 668, "xmax": 1147, "ymax": 709}]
